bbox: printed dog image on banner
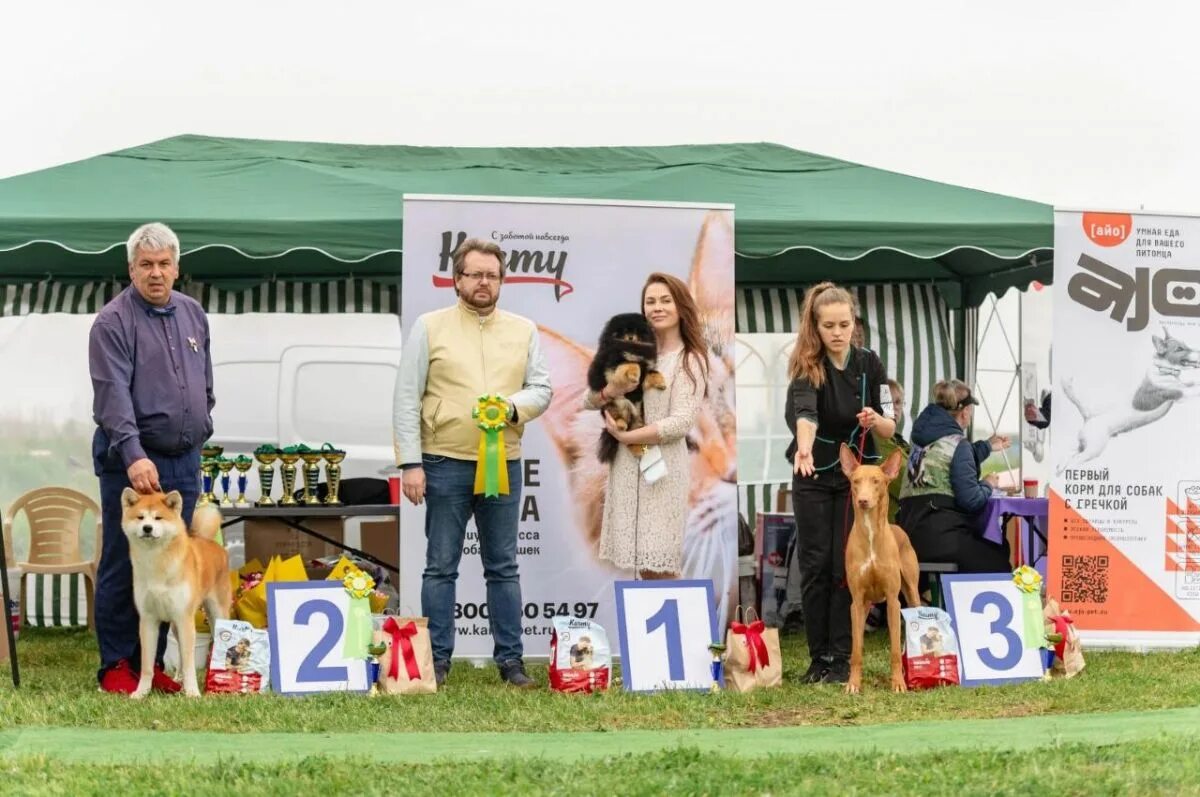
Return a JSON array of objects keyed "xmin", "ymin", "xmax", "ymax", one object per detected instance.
[
  {"xmin": 399, "ymin": 196, "xmax": 738, "ymax": 659},
  {"xmin": 1051, "ymin": 210, "xmax": 1200, "ymax": 648}
]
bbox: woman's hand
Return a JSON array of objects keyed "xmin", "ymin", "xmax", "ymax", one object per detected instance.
[
  {"xmin": 856, "ymin": 407, "xmax": 879, "ymax": 430},
  {"xmin": 983, "ymin": 473, "xmax": 1000, "ymax": 488},
  {"xmin": 793, "ymin": 448, "xmax": 814, "ymax": 478},
  {"xmin": 603, "ymin": 411, "xmax": 633, "ymax": 443},
  {"xmin": 989, "ymin": 434, "xmax": 1011, "ymax": 452}
]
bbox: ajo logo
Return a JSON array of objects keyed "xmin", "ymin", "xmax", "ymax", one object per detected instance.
[{"xmin": 1082, "ymin": 212, "xmax": 1132, "ymax": 248}]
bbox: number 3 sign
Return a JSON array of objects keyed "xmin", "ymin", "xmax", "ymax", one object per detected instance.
[
  {"xmin": 268, "ymin": 582, "xmax": 370, "ymax": 695},
  {"xmin": 614, "ymin": 580, "xmax": 718, "ymax": 692},
  {"xmin": 942, "ymin": 574, "xmax": 1046, "ymax": 687}
]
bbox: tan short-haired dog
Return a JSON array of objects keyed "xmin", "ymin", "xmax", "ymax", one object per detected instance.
[
  {"xmin": 839, "ymin": 444, "xmax": 921, "ymax": 694},
  {"xmin": 121, "ymin": 488, "xmax": 231, "ymax": 698}
]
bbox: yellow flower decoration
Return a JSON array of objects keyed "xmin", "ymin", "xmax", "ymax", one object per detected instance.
[
  {"xmin": 1012, "ymin": 565, "xmax": 1042, "ymax": 594},
  {"xmin": 471, "ymin": 393, "xmax": 510, "ymax": 497},
  {"xmin": 343, "ymin": 569, "xmax": 375, "ymax": 599}
]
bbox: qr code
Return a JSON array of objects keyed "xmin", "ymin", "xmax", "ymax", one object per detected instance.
[{"xmin": 1061, "ymin": 555, "xmax": 1109, "ymax": 604}]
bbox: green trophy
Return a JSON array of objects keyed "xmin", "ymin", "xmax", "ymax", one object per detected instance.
[
  {"xmin": 200, "ymin": 443, "xmax": 223, "ymax": 503},
  {"xmin": 233, "ymin": 455, "xmax": 254, "ymax": 507},
  {"xmin": 253, "ymin": 445, "xmax": 279, "ymax": 506},
  {"xmin": 298, "ymin": 444, "xmax": 324, "ymax": 506},
  {"xmin": 216, "ymin": 457, "xmax": 235, "ymax": 507},
  {"xmin": 321, "ymin": 443, "xmax": 346, "ymax": 506},
  {"xmin": 278, "ymin": 446, "xmax": 302, "ymax": 506}
]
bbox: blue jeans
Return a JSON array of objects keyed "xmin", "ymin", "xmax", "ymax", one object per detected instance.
[
  {"xmin": 93, "ymin": 429, "xmax": 201, "ymax": 681},
  {"xmin": 420, "ymin": 455, "xmax": 523, "ymax": 666}
]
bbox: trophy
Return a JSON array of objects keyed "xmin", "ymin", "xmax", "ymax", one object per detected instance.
[
  {"xmin": 200, "ymin": 443, "xmax": 223, "ymax": 504},
  {"xmin": 298, "ymin": 444, "xmax": 324, "ymax": 506},
  {"xmin": 321, "ymin": 443, "xmax": 346, "ymax": 506},
  {"xmin": 278, "ymin": 446, "xmax": 301, "ymax": 506},
  {"xmin": 253, "ymin": 445, "xmax": 279, "ymax": 506},
  {"xmin": 216, "ymin": 457, "xmax": 235, "ymax": 507},
  {"xmin": 233, "ymin": 455, "xmax": 254, "ymax": 507}
]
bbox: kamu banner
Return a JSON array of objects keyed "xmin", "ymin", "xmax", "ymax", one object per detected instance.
[
  {"xmin": 1050, "ymin": 209, "xmax": 1200, "ymax": 648},
  {"xmin": 399, "ymin": 195, "xmax": 738, "ymax": 660}
]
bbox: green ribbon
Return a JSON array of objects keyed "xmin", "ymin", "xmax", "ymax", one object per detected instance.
[
  {"xmin": 472, "ymin": 395, "xmax": 510, "ymax": 497},
  {"xmin": 1020, "ymin": 590, "xmax": 1044, "ymax": 649},
  {"xmin": 342, "ymin": 596, "xmax": 373, "ymax": 658}
]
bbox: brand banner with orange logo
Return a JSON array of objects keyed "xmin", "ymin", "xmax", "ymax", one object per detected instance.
[
  {"xmin": 1050, "ymin": 209, "xmax": 1200, "ymax": 648},
  {"xmin": 399, "ymin": 195, "xmax": 738, "ymax": 660}
]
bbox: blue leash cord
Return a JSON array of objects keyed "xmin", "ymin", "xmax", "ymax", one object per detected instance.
[{"xmin": 808, "ymin": 371, "xmax": 878, "ymax": 472}]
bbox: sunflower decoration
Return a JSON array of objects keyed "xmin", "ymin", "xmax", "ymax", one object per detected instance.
[
  {"xmin": 343, "ymin": 568, "xmax": 376, "ymax": 599},
  {"xmin": 1012, "ymin": 565, "xmax": 1042, "ymax": 594},
  {"xmin": 472, "ymin": 393, "xmax": 511, "ymax": 497}
]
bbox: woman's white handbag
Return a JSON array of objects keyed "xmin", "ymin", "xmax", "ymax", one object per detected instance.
[{"xmin": 640, "ymin": 445, "xmax": 667, "ymax": 484}]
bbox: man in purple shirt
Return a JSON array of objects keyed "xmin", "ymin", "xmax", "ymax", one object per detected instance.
[{"xmin": 89, "ymin": 222, "xmax": 215, "ymax": 694}]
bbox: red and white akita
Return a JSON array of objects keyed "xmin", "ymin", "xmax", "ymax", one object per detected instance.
[{"xmin": 121, "ymin": 489, "xmax": 231, "ymax": 698}]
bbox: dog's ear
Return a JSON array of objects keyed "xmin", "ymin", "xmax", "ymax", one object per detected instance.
[
  {"xmin": 121, "ymin": 487, "xmax": 140, "ymax": 508},
  {"xmin": 1153, "ymin": 333, "xmax": 1166, "ymax": 354},
  {"xmin": 164, "ymin": 490, "xmax": 184, "ymax": 513},
  {"xmin": 881, "ymin": 449, "xmax": 904, "ymax": 481},
  {"xmin": 838, "ymin": 443, "xmax": 859, "ymax": 479}
]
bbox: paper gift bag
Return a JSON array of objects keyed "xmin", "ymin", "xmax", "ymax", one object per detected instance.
[
  {"xmin": 724, "ymin": 607, "xmax": 783, "ymax": 692},
  {"xmin": 1043, "ymin": 597, "xmax": 1086, "ymax": 678},
  {"xmin": 376, "ymin": 616, "xmax": 437, "ymax": 694}
]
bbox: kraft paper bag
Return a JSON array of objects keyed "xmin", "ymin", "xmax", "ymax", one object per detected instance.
[
  {"xmin": 376, "ymin": 616, "xmax": 437, "ymax": 695},
  {"xmin": 724, "ymin": 607, "xmax": 783, "ymax": 692}
]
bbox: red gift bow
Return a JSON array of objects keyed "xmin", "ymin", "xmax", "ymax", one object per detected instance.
[
  {"xmin": 731, "ymin": 620, "xmax": 770, "ymax": 673},
  {"xmin": 383, "ymin": 617, "xmax": 422, "ymax": 681},
  {"xmin": 1050, "ymin": 614, "xmax": 1074, "ymax": 663}
]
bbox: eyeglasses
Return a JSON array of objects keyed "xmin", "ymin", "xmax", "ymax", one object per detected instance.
[{"xmin": 460, "ymin": 271, "xmax": 502, "ymax": 283}]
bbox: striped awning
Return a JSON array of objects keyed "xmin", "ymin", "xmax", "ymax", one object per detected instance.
[
  {"xmin": 0, "ymin": 278, "xmax": 400, "ymax": 316},
  {"xmin": 736, "ymin": 284, "xmax": 970, "ymax": 415}
]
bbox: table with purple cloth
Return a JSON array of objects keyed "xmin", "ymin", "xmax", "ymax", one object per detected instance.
[{"xmin": 978, "ymin": 495, "xmax": 1049, "ymax": 576}]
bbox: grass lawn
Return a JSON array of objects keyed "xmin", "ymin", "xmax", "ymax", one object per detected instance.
[{"xmin": 4, "ymin": 627, "xmax": 1200, "ymax": 795}]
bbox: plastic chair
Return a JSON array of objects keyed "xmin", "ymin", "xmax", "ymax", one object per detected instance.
[{"xmin": 3, "ymin": 487, "xmax": 101, "ymax": 629}]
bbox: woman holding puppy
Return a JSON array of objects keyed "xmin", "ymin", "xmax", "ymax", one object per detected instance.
[
  {"xmin": 584, "ymin": 272, "xmax": 708, "ymax": 579},
  {"xmin": 786, "ymin": 282, "xmax": 894, "ymax": 684}
]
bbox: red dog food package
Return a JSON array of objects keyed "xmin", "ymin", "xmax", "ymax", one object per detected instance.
[
  {"xmin": 205, "ymin": 619, "xmax": 271, "ymax": 694},
  {"xmin": 901, "ymin": 607, "xmax": 960, "ymax": 689},
  {"xmin": 549, "ymin": 617, "xmax": 610, "ymax": 693}
]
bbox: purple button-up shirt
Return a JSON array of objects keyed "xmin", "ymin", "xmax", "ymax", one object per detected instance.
[{"xmin": 89, "ymin": 286, "xmax": 215, "ymax": 467}]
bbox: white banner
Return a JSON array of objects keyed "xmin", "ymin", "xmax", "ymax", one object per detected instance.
[
  {"xmin": 399, "ymin": 195, "xmax": 738, "ymax": 660},
  {"xmin": 1051, "ymin": 210, "xmax": 1200, "ymax": 648}
]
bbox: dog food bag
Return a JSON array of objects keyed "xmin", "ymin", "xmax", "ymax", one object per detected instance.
[
  {"xmin": 549, "ymin": 617, "xmax": 610, "ymax": 693},
  {"xmin": 901, "ymin": 607, "xmax": 960, "ymax": 689},
  {"xmin": 205, "ymin": 619, "xmax": 271, "ymax": 694}
]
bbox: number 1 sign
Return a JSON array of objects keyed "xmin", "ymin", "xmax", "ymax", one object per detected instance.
[
  {"xmin": 942, "ymin": 574, "xmax": 1046, "ymax": 687},
  {"xmin": 268, "ymin": 582, "xmax": 370, "ymax": 695},
  {"xmin": 614, "ymin": 580, "xmax": 718, "ymax": 692}
]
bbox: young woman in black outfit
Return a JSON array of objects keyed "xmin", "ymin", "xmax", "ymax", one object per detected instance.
[{"xmin": 785, "ymin": 282, "xmax": 895, "ymax": 684}]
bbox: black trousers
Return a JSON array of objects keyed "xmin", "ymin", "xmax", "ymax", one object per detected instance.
[
  {"xmin": 896, "ymin": 496, "xmax": 1011, "ymax": 579},
  {"xmin": 791, "ymin": 478, "xmax": 852, "ymax": 662}
]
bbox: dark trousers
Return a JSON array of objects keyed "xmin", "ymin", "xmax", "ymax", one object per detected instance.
[
  {"xmin": 792, "ymin": 478, "xmax": 852, "ymax": 663},
  {"xmin": 897, "ymin": 496, "xmax": 1012, "ymax": 588},
  {"xmin": 93, "ymin": 429, "xmax": 200, "ymax": 681}
]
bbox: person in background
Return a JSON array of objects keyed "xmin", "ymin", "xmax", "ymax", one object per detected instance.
[
  {"xmin": 896, "ymin": 379, "xmax": 1011, "ymax": 576},
  {"xmin": 873, "ymin": 378, "xmax": 910, "ymax": 524},
  {"xmin": 1025, "ymin": 392, "xmax": 1052, "ymax": 429}
]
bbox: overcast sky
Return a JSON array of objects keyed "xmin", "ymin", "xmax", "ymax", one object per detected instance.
[{"xmin": 1, "ymin": 1, "xmax": 1195, "ymax": 212}]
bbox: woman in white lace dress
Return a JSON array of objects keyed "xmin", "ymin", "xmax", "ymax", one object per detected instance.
[{"xmin": 583, "ymin": 272, "xmax": 708, "ymax": 578}]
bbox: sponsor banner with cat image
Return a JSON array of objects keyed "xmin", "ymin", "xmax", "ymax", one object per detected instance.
[
  {"xmin": 399, "ymin": 195, "xmax": 738, "ymax": 659},
  {"xmin": 1050, "ymin": 210, "xmax": 1200, "ymax": 647}
]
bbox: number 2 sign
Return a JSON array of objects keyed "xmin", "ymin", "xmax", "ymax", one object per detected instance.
[
  {"xmin": 942, "ymin": 574, "xmax": 1046, "ymax": 687},
  {"xmin": 268, "ymin": 582, "xmax": 370, "ymax": 695},
  {"xmin": 614, "ymin": 580, "xmax": 718, "ymax": 692}
]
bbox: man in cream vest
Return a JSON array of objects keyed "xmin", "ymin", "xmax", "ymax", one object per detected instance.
[{"xmin": 393, "ymin": 238, "xmax": 552, "ymax": 688}]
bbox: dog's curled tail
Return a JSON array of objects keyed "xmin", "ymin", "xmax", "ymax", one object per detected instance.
[{"xmin": 190, "ymin": 503, "xmax": 223, "ymax": 541}]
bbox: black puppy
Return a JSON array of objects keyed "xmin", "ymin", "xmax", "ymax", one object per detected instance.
[{"xmin": 587, "ymin": 313, "xmax": 666, "ymax": 463}]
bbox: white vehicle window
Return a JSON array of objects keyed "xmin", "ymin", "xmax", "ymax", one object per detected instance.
[{"xmin": 292, "ymin": 362, "xmax": 397, "ymax": 446}]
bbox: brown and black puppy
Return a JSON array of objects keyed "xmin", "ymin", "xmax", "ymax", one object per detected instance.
[{"xmin": 587, "ymin": 313, "xmax": 666, "ymax": 463}]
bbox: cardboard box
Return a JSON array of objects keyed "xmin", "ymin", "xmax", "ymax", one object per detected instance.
[
  {"xmin": 242, "ymin": 518, "xmax": 345, "ymax": 565},
  {"xmin": 360, "ymin": 519, "xmax": 399, "ymax": 572}
]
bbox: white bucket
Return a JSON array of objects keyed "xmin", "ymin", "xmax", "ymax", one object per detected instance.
[{"xmin": 163, "ymin": 630, "xmax": 213, "ymax": 677}]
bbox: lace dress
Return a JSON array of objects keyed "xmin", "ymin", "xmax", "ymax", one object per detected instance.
[{"xmin": 586, "ymin": 349, "xmax": 705, "ymax": 573}]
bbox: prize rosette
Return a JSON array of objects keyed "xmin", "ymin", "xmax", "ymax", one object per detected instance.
[{"xmin": 472, "ymin": 394, "xmax": 510, "ymax": 497}]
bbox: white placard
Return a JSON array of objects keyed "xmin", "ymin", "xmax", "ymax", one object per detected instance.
[
  {"xmin": 943, "ymin": 574, "xmax": 1045, "ymax": 687},
  {"xmin": 268, "ymin": 582, "xmax": 370, "ymax": 695},
  {"xmin": 614, "ymin": 580, "xmax": 718, "ymax": 692}
]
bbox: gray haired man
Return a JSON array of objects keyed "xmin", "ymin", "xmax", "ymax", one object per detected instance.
[{"xmin": 89, "ymin": 222, "xmax": 215, "ymax": 694}]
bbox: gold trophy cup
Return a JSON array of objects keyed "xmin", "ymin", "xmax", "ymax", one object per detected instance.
[
  {"xmin": 253, "ymin": 446, "xmax": 279, "ymax": 506},
  {"xmin": 299, "ymin": 446, "xmax": 324, "ymax": 506},
  {"xmin": 233, "ymin": 455, "xmax": 254, "ymax": 507},
  {"xmin": 278, "ymin": 447, "xmax": 301, "ymax": 506},
  {"xmin": 321, "ymin": 443, "xmax": 346, "ymax": 506},
  {"xmin": 216, "ymin": 457, "xmax": 235, "ymax": 507},
  {"xmin": 199, "ymin": 443, "xmax": 223, "ymax": 505}
]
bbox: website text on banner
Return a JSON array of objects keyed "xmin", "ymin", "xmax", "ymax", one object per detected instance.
[
  {"xmin": 398, "ymin": 195, "xmax": 738, "ymax": 660},
  {"xmin": 1050, "ymin": 209, "xmax": 1200, "ymax": 649}
]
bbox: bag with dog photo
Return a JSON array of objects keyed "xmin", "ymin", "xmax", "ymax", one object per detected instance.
[
  {"xmin": 901, "ymin": 606, "xmax": 960, "ymax": 689},
  {"xmin": 205, "ymin": 619, "xmax": 271, "ymax": 694},
  {"xmin": 549, "ymin": 616, "xmax": 611, "ymax": 693},
  {"xmin": 724, "ymin": 606, "xmax": 783, "ymax": 692},
  {"xmin": 376, "ymin": 616, "xmax": 437, "ymax": 695}
]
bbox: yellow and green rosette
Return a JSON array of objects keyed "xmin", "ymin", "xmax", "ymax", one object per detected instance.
[
  {"xmin": 472, "ymin": 393, "xmax": 510, "ymax": 497},
  {"xmin": 342, "ymin": 568, "xmax": 376, "ymax": 657},
  {"xmin": 1012, "ymin": 565, "xmax": 1045, "ymax": 649}
]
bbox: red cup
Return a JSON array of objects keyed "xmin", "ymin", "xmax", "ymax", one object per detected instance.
[
  {"xmin": 1023, "ymin": 479, "xmax": 1039, "ymax": 499},
  {"xmin": 388, "ymin": 475, "xmax": 401, "ymax": 504}
]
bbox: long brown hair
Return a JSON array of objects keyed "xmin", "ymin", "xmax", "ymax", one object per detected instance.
[
  {"xmin": 787, "ymin": 281, "xmax": 858, "ymax": 388},
  {"xmin": 641, "ymin": 272, "xmax": 708, "ymax": 394}
]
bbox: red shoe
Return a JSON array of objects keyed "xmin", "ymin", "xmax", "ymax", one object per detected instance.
[
  {"xmin": 151, "ymin": 665, "xmax": 182, "ymax": 694},
  {"xmin": 98, "ymin": 660, "xmax": 139, "ymax": 694}
]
